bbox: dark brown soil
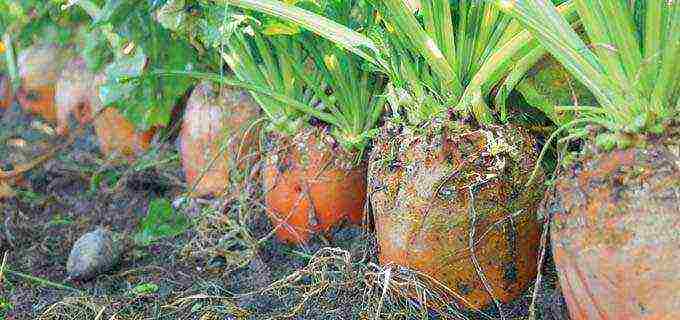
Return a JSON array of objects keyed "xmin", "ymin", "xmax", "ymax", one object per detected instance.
[{"xmin": 0, "ymin": 103, "xmax": 570, "ymax": 319}]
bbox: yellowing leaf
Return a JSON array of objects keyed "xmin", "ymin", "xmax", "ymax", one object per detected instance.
[
  {"xmin": 323, "ymin": 54, "xmax": 338, "ymax": 70},
  {"xmin": 0, "ymin": 181, "xmax": 16, "ymax": 199},
  {"xmin": 262, "ymin": 22, "xmax": 300, "ymax": 36}
]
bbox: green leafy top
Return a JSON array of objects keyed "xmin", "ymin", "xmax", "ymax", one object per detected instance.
[
  {"xmin": 295, "ymin": 2, "xmax": 386, "ymax": 152},
  {"xmin": 498, "ymin": 0, "xmax": 679, "ymax": 148},
  {"xmin": 1, "ymin": 0, "xmax": 89, "ymax": 47},
  {"xmin": 190, "ymin": 2, "xmax": 316, "ymax": 136},
  {"xmin": 303, "ymin": 35, "xmax": 386, "ymax": 153},
  {"xmin": 134, "ymin": 198, "xmax": 190, "ymax": 246},
  {"xmin": 70, "ymin": 0, "xmax": 198, "ymax": 130},
  {"xmin": 222, "ymin": 0, "xmax": 576, "ymax": 130},
  {"xmin": 364, "ymin": 0, "xmax": 582, "ymax": 127},
  {"xmin": 181, "ymin": 1, "xmax": 386, "ymax": 153}
]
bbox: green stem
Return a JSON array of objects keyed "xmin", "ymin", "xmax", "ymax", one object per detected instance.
[
  {"xmin": 526, "ymin": 118, "xmax": 594, "ymax": 186},
  {"xmin": 495, "ymin": 45, "xmax": 546, "ymax": 122},
  {"xmin": 75, "ymin": 0, "xmax": 125, "ymax": 58},
  {"xmin": 383, "ymin": 0, "xmax": 462, "ymax": 98},
  {"xmin": 220, "ymin": 0, "xmax": 388, "ymax": 72},
  {"xmin": 555, "ymin": 105, "xmax": 607, "ymax": 113},
  {"xmin": 151, "ymin": 69, "xmax": 341, "ymax": 127},
  {"xmin": 7, "ymin": 269, "xmax": 82, "ymax": 292},
  {"xmin": 2, "ymin": 33, "xmax": 19, "ymax": 91}
]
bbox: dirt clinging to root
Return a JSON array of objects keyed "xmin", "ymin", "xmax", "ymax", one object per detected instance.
[
  {"xmin": 368, "ymin": 119, "xmax": 547, "ymax": 312},
  {"xmin": 548, "ymin": 126, "xmax": 680, "ymax": 319}
]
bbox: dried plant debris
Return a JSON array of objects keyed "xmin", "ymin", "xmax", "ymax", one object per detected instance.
[{"xmin": 181, "ymin": 207, "xmax": 258, "ymax": 273}]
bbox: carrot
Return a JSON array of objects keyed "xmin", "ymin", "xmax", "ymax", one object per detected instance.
[
  {"xmin": 500, "ymin": 2, "xmax": 680, "ymax": 317},
  {"xmin": 0, "ymin": 74, "xmax": 12, "ymax": 110},
  {"xmin": 370, "ymin": 123, "xmax": 545, "ymax": 310},
  {"xmin": 549, "ymin": 131, "xmax": 680, "ymax": 319},
  {"xmin": 263, "ymin": 127, "xmax": 366, "ymax": 244},
  {"xmin": 51, "ymin": 60, "xmax": 153, "ymax": 161},
  {"xmin": 91, "ymin": 73, "xmax": 155, "ymax": 162},
  {"xmin": 179, "ymin": 82, "xmax": 260, "ymax": 197},
  {"xmin": 93, "ymin": 107, "xmax": 155, "ymax": 162},
  {"xmin": 55, "ymin": 57, "xmax": 96, "ymax": 135},
  {"xmin": 224, "ymin": 2, "xmax": 549, "ymax": 308},
  {"xmin": 16, "ymin": 43, "xmax": 68, "ymax": 122}
]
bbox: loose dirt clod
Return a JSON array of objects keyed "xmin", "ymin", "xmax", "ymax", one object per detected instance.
[{"xmin": 66, "ymin": 227, "xmax": 122, "ymax": 281}]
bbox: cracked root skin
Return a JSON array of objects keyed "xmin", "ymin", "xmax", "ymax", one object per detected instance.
[
  {"xmin": 180, "ymin": 82, "xmax": 260, "ymax": 197},
  {"xmin": 368, "ymin": 121, "xmax": 545, "ymax": 310},
  {"xmin": 549, "ymin": 129, "xmax": 680, "ymax": 320},
  {"xmin": 263, "ymin": 127, "xmax": 367, "ymax": 244}
]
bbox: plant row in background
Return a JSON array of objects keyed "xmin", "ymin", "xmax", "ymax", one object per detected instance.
[{"xmin": 1, "ymin": 0, "xmax": 678, "ymax": 318}]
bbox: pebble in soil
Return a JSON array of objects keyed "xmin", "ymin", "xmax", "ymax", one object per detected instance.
[{"xmin": 66, "ymin": 227, "xmax": 123, "ymax": 280}]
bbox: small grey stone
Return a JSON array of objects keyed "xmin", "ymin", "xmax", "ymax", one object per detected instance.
[{"xmin": 66, "ymin": 227, "xmax": 122, "ymax": 280}]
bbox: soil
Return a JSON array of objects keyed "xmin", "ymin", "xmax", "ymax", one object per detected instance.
[{"xmin": 0, "ymin": 102, "xmax": 571, "ymax": 319}]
